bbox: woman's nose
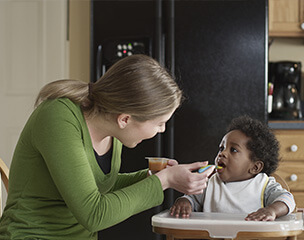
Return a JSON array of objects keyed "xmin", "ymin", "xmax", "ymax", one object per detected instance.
[
  {"xmin": 159, "ymin": 126, "xmax": 166, "ymax": 133},
  {"xmin": 158, "ymin": 124, "xmax": 166, "ymax": 133}
]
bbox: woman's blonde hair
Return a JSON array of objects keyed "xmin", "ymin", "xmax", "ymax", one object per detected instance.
[{"xmin": 35, "ymin": 54, "xmax": 182, "ymax": 121}]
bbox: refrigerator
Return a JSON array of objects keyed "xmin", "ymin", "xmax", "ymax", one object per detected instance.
[{"xmin": 90, "ymin": 0, "xmax": 268, "ymax": 239}]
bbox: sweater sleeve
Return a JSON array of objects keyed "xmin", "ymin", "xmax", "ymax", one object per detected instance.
[
  {"xmin": 32, "ymin": 100, "xmax": 164, "ymax": 232},
  {"xmin": 180, "ymin": 193, "xmax": 205, "ymax": 212},
  {"xmin": 264, "ymin": 177, "xmax": 296, "ymax": 214},
  {"xmin": 111, "ymin": 170, "xmax": 149, "ymax": 191}
]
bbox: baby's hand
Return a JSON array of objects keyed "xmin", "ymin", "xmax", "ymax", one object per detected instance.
[
  {"xmin": 245, "ymin": 207, "xmax": 276, "ymax": 221},
  {"xmin": 170, "ymin": 198, "xmax": 192, "ymax": 218}
]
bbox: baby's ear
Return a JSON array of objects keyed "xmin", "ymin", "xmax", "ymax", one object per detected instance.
[{"xmin": 250, "ymin": 160, "xmax": 264, "ymax": 174}]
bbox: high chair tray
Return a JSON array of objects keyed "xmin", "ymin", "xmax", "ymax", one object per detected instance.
[{"xmin": 151, "ymin": 210, "xmax": 303, "ymax": 239}]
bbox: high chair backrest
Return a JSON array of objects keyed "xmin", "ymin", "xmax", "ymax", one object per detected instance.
[
  {"xmin": 0, "ymin": 158, "xmax": 9, "ymax": 215},
  {"xmin": 271, "ymin": 172, "xmax": 290, "ymax": 191}
]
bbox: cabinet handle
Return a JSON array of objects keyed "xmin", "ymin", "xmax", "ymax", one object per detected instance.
[
  {"xmin": 301, "ymin": 23, "xmax": 304, "ymax": 30},
  {"xmin": 290, "ymin": 174, "xmax": 298, "ymax": 182},
  {"xmin": 290, "ymin": 144, "xmax": 298, "ymax": 152}
]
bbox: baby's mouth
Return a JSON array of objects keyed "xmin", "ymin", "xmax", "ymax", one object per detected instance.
[{"xmin": 216, "ymin": 161, "xmax": 226, "ymax": 171}]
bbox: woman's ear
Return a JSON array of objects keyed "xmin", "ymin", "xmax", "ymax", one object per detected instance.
[
  {"xmin": 117, "ymin": 114, "xmax": 131, "ymax": 129},
  {"xmin": 250, "ymin": 160, "xmax": 264, "ymax": 174}
]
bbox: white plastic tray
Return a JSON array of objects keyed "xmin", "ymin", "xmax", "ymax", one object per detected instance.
[{"xmin": 152, "ymin": 210, "xmax": 303, "ymax": 238}]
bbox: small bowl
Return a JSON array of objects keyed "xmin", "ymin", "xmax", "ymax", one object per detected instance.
[{"xmin": 146, "ymin": 157, "xmax": 169, "ymax": 171}]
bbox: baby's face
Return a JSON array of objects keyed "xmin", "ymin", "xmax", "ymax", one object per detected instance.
[{"xmin": 214, "ymin": 130, "xmax": 256, "ymax": 182}]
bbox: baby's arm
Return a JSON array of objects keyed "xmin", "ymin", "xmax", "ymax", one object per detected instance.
[
  {"xmin": 245, "ymin": 201, "xmax": 289, "ymax": 221},
  {"xmin": 170, "ymin": 183, "xmax": 206, "ymax": 218},
  {"xmin": 246, "ymin": 176, "xmax": 295, "ymax": 221},
  {"xmin": 170, "ymin": 197, "xmax": 192, "ymax": 218}
]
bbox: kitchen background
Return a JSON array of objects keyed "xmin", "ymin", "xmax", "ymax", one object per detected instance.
[
  {"xmin": 0, "ymin": 0, "xmax": 304, "ymax": 238},
  {"xmin": 270, "ymin": 38, "xmax": 304, "ymax": 101},
  {"xmin": 270, "ymin": 38, "xmax": 304, "ymax": 66},
  {"xmin": 1, "ymin": 1, "xmax": 304, "ymax": 166}
]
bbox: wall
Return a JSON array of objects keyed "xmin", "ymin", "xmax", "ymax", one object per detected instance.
[
  {"xmin": 69, "ymin": 0, "xmax": 90, "ymax": 83},
  {"xmin": 269, "ymin": 38, "xmax": 304, "ymax": 99},
  {"xmin": 269, "ymin": 38, "xmax": 304, "ymax": 65},
  {"xmin": 0, "ymin": 0, "xmax": 69, "ymax": 211}
]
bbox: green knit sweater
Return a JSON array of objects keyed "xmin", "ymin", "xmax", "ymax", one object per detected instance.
[{"xmin": 0, "ymin": 98, "xmax": 164, "ymax": 239}]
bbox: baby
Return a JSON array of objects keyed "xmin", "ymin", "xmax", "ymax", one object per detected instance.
[{"xmin": 170, "ymin": 115, "xmax": 295, "ymax": 221}]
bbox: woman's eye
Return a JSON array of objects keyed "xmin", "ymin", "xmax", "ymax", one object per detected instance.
[{"xmin": 219, "ymin": 146, "xmax": 224, "ymax": 152}]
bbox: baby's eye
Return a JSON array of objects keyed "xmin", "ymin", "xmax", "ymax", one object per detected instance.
[
  {"xmin": 219, "ymin": 146, "xmax": 224, "ymax": 152},
  {"xmin": 230, "ymin": 147, "xmax": 238, "ymax": 153}
]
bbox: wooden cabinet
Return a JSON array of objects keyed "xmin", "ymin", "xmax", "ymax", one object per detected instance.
[
  {"xmin": 269, "ymin": 0, "xmax": 304, "ymax": 37},
  {"xmin": 274, "ymin": 129, "xmax": 304, "ymax": 205},
  {"xmin": 273, "ymin": 129, "xmax": 304, "ymax": 239}
]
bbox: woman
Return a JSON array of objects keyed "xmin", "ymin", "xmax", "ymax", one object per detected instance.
[{"xmin": 0, "ymin": 54, "xmax": 212, "ymax": 239}]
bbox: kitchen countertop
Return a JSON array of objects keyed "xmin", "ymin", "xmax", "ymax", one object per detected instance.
[{"xmin": 269, "ymin": 120, "xmax": 304, "ymax": 129}]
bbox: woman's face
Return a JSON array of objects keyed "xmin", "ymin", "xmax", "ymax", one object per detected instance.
[
  {"xmin": 215, "ymin": 130, "xmax": 256, "ymax": 182},
  {"xmin": 119, "ymin": 109, "xmax": 176, "ymax": 148}
]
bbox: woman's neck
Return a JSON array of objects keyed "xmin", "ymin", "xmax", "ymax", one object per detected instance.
[{"xmin": 85, "ymin": 114, "xmax": 113, "ymax": 155}]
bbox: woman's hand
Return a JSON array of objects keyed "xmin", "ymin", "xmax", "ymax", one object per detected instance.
[
  {"xmin": 167, "ymin": 159, "xmax": 178, "ymax": 167},
  {"xmin": 155, "ymin": 161, "xmax": 214, "ymax": 195},
  {"xmin": 148, "ymin": 159, "xmax": 178, "ymax": 176}
]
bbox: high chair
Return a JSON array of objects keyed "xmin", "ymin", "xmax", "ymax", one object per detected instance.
[
  {"xmin": 152, "ymin": 173, "xmax": 303, "ymax": 240},
  {"xmin": 0, "ymin": 157, "xmax": 9, "ymax": 215},
  {"xmin": 271, "ymin": 172, "xmax": 290, "ymax": 192},
  {"xmin": 152, "ymin": 211, "xmax": 303, "ymax": 240}
]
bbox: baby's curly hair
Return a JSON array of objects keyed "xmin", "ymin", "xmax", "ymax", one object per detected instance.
[{"xmin": 227, "ymin": 115, "xmax": 280, "ymax": 175}]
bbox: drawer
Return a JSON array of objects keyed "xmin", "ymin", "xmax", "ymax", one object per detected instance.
[
  {"xmin": 295, "ymin": 193, "xmax": 304, "ymax": 240},
  {"xmin": 274, "ymin": 129, "xmax": 304, "ymax": 161},
  {"xmin": 276, "ymin": 161, "xmax": 304, "ymax": 191},
  {"xmin": 298, "ymin": 231, "xmax": 304, "ymax": 240},
  {"xmin": 293, "ymin": 192, "xmax": 304, "ymax": 209}
]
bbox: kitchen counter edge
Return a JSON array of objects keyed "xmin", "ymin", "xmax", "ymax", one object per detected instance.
[{"xmin": 268, "ymin": 120, "xmax": 304, "ymax": 130}]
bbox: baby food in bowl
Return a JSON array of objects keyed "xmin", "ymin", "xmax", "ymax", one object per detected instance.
[{"xmin": 146, "ymin": 157, "xmax": 169, "ymax": 172}]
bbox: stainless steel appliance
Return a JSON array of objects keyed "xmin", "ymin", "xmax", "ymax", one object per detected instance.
[
  {"xmin": 90, "ymin": 0, "xmax": 268, "ymax": 239},
  {"xmin": 269, "ymin": 61, "xmax": 302, "ymax": 120}
]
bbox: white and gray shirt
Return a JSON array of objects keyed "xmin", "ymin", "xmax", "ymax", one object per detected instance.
[{"xmin": 183, "ymin": 173, "xmax": 295, "ymax": 214}]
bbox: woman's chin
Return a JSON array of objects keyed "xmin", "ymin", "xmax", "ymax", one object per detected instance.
[{"xmin": 125, "ymin": 142, "xmax": 141, "ymax": 148}]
